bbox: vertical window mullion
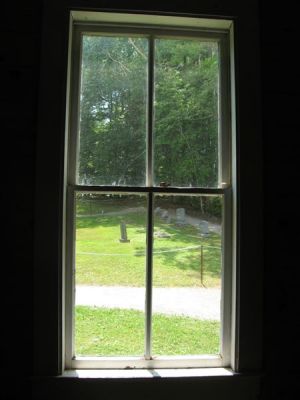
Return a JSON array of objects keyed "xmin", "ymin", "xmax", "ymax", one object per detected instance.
[
  {"xmin": 220, "ymin": 187, "xmax": 232, "ymax": 365},
  {"xmin": 65, "ymin": 27, "xmax": 83, "ymax": 367},
  {"xmin": 145, "ymin": 36, "xmax": 155, "ymax": 359},
  {"xmin": 218, "ymin": 35, "xmax": 232, "ymax": 365},
  {"xmin": 68, "ymin": 27, "xmax": 82, "ymax": 187},
  {"xmin": 146, "ymin": 36, "xmax": 155, "ymax": 187},
  {"xmin": 65, "ymin": 186, "xmax": 76, "ymax": 367},
  {"xmin": 145, "ymin": 191, "xmax": 154, "ymax": 359},
  {"xmin": 219, "ymin": 36, "xmax": 231, "ymax": 187}
]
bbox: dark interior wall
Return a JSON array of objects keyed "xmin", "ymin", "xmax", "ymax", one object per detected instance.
[
  {"xmin": 1, "ymin": 1, "xmax": 41, "ymax": 397},
  {"xmin": 1, "ymin": 1, "xmax": 299, "ymax": 399},
  {"xmin": 259, "ymin": 4, "xmax": 300, "ymax": 399}
]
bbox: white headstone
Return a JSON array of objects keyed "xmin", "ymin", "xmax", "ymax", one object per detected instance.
[
  {"xmin": 119, "ymin": 221, "xmax": 130, "ymax": 242},
  {"xmin": 161, "ymin": 210, "xmax": 169, "ymax": 220},
  {"xmin": 199, "ymin": 220, "xmax": 209, "ymax": 235},
  {"xmin": 176, "ymin": 208, "xmax": 186, "ymax": 225},
  {"xmin": 154, "ymin": 207, "xmax": 161, "ymax": 215}
]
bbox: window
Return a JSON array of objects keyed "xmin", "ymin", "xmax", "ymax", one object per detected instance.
[
  {"xmin": 34, "ymin": 2, "xmax": 263, "ymax": 389},
  {"xmin": 64, "ymin": 11, "xmax": 233, "ymax": 370}
]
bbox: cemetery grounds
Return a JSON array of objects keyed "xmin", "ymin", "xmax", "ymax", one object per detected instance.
[{"xmin": 75, "ymin": 196, "xmax": 222, "ymax": 356}]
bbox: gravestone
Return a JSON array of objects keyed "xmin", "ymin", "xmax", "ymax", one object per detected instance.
[
  {"xmin": 119, "ymin": 221, "xmax": 130, "ymax": 243},
  {"xmin": 154, "ymin": 207, "xmax": 161, "ymax": 215},
  {"xmin": 176, "ymin": 208, "xmax": 186, "ymax": 225},
  {"xmin": 198, "ymin": 220, "xmax": 209, "ymax": 235},
  {"xmin": 155, "ymin": 231, "xmax": 171, "ymax": 238},
  {"xmin": 160, "ymin": 210, "xmax": 169, "ymax": 220},
  {"xmin": 166, "ymin": 215, "xmax": 172, "ymax": 224}
]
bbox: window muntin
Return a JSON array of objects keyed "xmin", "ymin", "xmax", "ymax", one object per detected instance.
[{"xmin": 66, "ymin": 16, "xmax": 232, "ymax": 369}]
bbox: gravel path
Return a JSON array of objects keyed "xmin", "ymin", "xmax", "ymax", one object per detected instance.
[{"xmin": 76, "ymin": 285, "xmax": 221, "ymax": 320}]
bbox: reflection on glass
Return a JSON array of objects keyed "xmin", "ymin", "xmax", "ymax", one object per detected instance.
[
  {"xmin": 152, "ymin": 195, "xmax": 222, "ymax": 355},
  {"xmin": 78, "ymin": 36, "xmax": 148, "ymax": 186},
  {"xmin": 74, "ymin": 193, "xmax": 147, "ymax": 356},
  {"xmin": 154, "ymin": 39, "xmax": 220, "ymax": 188}
]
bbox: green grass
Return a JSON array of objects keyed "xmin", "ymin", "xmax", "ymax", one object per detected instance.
[
  {"xmin": 75, "ymin": 207, "xmax": 222, "ymax": 287},
  {"xmin": 75, "ymin": 306, "xmax": 220, "ymax": 356}
]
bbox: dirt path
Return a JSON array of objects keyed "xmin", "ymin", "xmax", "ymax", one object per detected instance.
[{"xmin": 76, "ymin": 285, "xmax": 221, "ymax": 320}]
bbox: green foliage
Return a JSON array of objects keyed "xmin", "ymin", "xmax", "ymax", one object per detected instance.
[
  {"xmin": 79, "ymin": 36, "xmax": 148, "ymax": 185},
  {"xmin": 154, "ymin": 40, "xmax": 219, "ymax": 187},
  {"xmin": 78, "ymin": 35, "xmax": 219, "ymax": 187}
]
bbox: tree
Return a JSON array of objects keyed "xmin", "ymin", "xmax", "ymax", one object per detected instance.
[
  {"xmin": 154, "ymin": 39, "xmax": 219, "ymax": 187},
  {"xmin": 78, "ymin": 35, "xmax": 220, "ymax": 198},
  {"xmin": 79, "ymin": 36, "xmax": 148, "ymax": 185}
]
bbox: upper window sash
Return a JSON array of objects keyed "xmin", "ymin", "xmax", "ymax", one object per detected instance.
[{"xmin": 68, "ymin": 25, "xmax": 231, "ymax": 190}]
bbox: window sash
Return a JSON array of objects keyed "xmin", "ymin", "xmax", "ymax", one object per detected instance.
[
  {"xmin": 65, "ymin": 17, "xmax": 232, "ymax": 370},
  {"xmin": 68, "ymin": 25, "xmax": 231, "ymax": 189}
]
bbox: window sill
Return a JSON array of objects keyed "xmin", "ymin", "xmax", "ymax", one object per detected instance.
[
  {"xmin": 32, "ymin": 369, "xmax": 262, "ymax": 399},
  {"xmin": 62, "ymin": 367, "xmax": 234, "ymax": 379}
]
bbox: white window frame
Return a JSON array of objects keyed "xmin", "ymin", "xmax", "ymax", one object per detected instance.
[{"xmin": 64, "ymin": 11, "xmax": 234, "ymax": 370}]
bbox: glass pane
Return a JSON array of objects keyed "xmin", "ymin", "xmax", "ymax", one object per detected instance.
[
  {"xmin": 74, "ymin": 193, "xmax": 147, "ymax": 356},
  {"xmin": 152, "ymin": 195, "xmax": 222, "ymax": 356},
  {"xmin": 154, "ymin": 39, "xmax": 220, "ymax": 188},
  {"xmin": 77, "ymin": 36, "xmax": 148, "ymax": 186}
]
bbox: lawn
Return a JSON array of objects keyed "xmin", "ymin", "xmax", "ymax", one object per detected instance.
[
  {"xmin": 75, "ymin": 198, "xmax": 222, "ymax": 287},
  {"xmin": 75, "ymin": 306, "xmax": 220, "ymax": 356}
]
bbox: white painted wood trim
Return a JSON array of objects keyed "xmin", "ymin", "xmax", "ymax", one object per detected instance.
[
  {"xmin": 71, "ymin": 10, "xmax": 232, "ymax": 31},
  {"xmin": 64, "ymin": 11, "xmax": 234, "ymax": 371}
]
